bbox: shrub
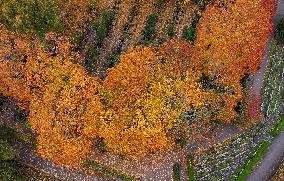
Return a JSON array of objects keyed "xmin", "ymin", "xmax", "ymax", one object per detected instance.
[
  {"xmin": 0, "ymin": 140, "xmax": 18, "ymax": 161},
  {"xmin": 173, "ymin": 163, "xmax": 181, "ymax": 181},
  {"xmin": 0, "ymin": 161, "xmax": 26, "ymax": 181},
  {"xmin": 85, "ymin": 59, "xmax": 97, "ymax": 71},
  {"xmin": 191, "ymin": 14, "xmax": 201, "ymax": 28},
  {"xmin": 276, "ymin": 15, "xmax": 284, "ymax": 43},
  {"xmin": 105, "ymin": 54, "xmax": 120, "ymax": 68},
  {"xmin": 182, "ymin": 26, "xmax": 196, "ymax": 42},
  {"xmin": 0, "ymin": 0, "xmax": 63, "ymax": 36},
  {"xmin": 72, "ymin": 34, "xmax": 82, "ymax": 49},
  {"xmin": 93, "ymin": 11, "xmax": 114, "ymax": 41},
  {"xmin": 167, "ymin": 23, "xmax": 174, "ymax": 38},
  {"xmin": 156, "ymin": 0, "xmax": 165, "ymax": 9},
  {"xmin": 88, "ymin": 47, "xmax": 99, "ymax": 58},
  {"xmin": 143, "ymin": 13, "xmax": 158, "ymax": 42}
]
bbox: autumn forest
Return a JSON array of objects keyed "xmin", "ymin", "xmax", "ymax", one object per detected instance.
[{"xmin": 0, "ymin": 0, "xmax": 281, "ymax": 180}]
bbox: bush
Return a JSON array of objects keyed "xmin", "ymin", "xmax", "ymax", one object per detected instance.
[
  {"xmin": 88, "ymin": 47, "xmax": 99, "ymax": 58},
  {"xmin": 155, "ymin": 0, "xmax": 165, "ymax": 9},
  {"xmin": 173, "ymin": 163, "xmax": 181, "ymax": 181},
  {"xmin": 14, "ymin": 107, "xmax": 27, "ymax": 122},
  {"xmin": 93, "ymin": 11, "xmax": 114, "ymax": 41},
  {"xmin": 191, "ymin": 14, "xmax": 201, "ymax": 28},
  {"xmin": 167, "ymin": 23, "xmax": 174, "ymax": 38},
  {"xmin": 0, "ymin": 140, "xmax": 18, "ymax": 161},
  {"xmin": 0, "ymin": 0, "xmax": 63, "ymax": 36},
  {"xmin": 0, "ymin": 161, "xmax": 27, "ymax": 181},
  {"xmin": 85, "ymin": 59, "xmax": 97, "ymax": 71},
  {"xmin": 105, "ymin": 54, "xmax": 120, "ymax": 68},
  {"xmin": 72, "ymin": 34, "xmax": 82, "ymax": 49},
  {"xmin": 143, "ymin": 14, "xmax": 158, "ymax": 42},
  {"xmin": 182, "ymin": 26, "xmax": 196, "ymax": 42},
  {"xmin": 277, "ymin": 15, "xmax": 284, "ymax": 43}
]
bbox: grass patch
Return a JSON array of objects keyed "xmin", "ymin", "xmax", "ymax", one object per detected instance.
[
  {"xmin": 83, "ymin": 160, "xmax": 138, "ymax": 181},
  {"xmin": 271, "ymin": 116, "xmax": 284, "ymax": 137},
  {"xmin": 173, "ymin": 163, "xmax": 181, "ymax": 181},
  {"xmin": 235, "ymin": 141, "xmax": 270, "ymax": 181},
  {"xmin": 187, "ymin": 156, "xmax": 196, "ymax": 181}
]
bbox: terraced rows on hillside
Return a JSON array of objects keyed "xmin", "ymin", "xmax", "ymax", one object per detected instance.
[
  {"xmin": 82, "ymin": 0, "xmax": 204, "ymax": 77},
  {"xmin": 192, "ymin": 38, "xmax": 284, "ymax": 180}
]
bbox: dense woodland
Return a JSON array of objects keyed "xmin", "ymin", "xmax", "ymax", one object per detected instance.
[{"xmin": 0, "ymin": 0, "xmax": 276, "ymax": 166}]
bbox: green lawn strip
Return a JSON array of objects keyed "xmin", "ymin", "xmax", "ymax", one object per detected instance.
[
  {"xmin": 83, "ymin": 160, "xmax": 139, "ymax": 181},
  {"xmin": 173, "ymin": 162, "xmax": 181, "ymax": 181},
  {"xmin": 271, "ymin": 116, "xmax": 284, "ymax": 137},
  {"xmin": 234, "ymin": 141, "xmax": 270, "ymax": 181},
  {"xmin": 187, "ymin": 156, "xmax": 196, "ymax": 181}
]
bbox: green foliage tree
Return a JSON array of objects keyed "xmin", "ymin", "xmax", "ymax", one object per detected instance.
[{"xmin": 0, "ymin": 0, "xmax": 63, "ymax": 36}]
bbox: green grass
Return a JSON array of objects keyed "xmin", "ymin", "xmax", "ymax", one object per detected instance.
[
  {"xmin": 0, "ymin": 0, "xmax": 63, "ymax": 36},
  {"xmin": 187, "ymin": 156, "xmax": 196, "ymax": 181},
  {"xmin": 173, "ymin": 163, "xmax": 181, "ymax": 181},
  {"xmin": 235, "ymin": 141, "xmax": 270, "ymax": 181},
  {"xmin": 271, "ymin": 116, "xmax": 284, "ymax": 137},
  {"xmin": 83, "ymin": 160, "xmax": 138, "ymax": 181}
]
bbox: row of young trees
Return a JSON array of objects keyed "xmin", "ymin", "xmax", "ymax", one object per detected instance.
[{"xmin": 0, "ymin": 0, "xmax": 276, "ymax": 165}]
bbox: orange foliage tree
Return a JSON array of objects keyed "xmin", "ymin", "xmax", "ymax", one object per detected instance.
[
  {"xmin": 0, "ymin": 0, "xmax": 277, "ymax": 166},
  {"xmin": 100, "ymin": 40, "xmax": 218, "ymax": 157},
  {"xmin": 194, "ymin": 0, "xmax": 276, "ymax": 122}
]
